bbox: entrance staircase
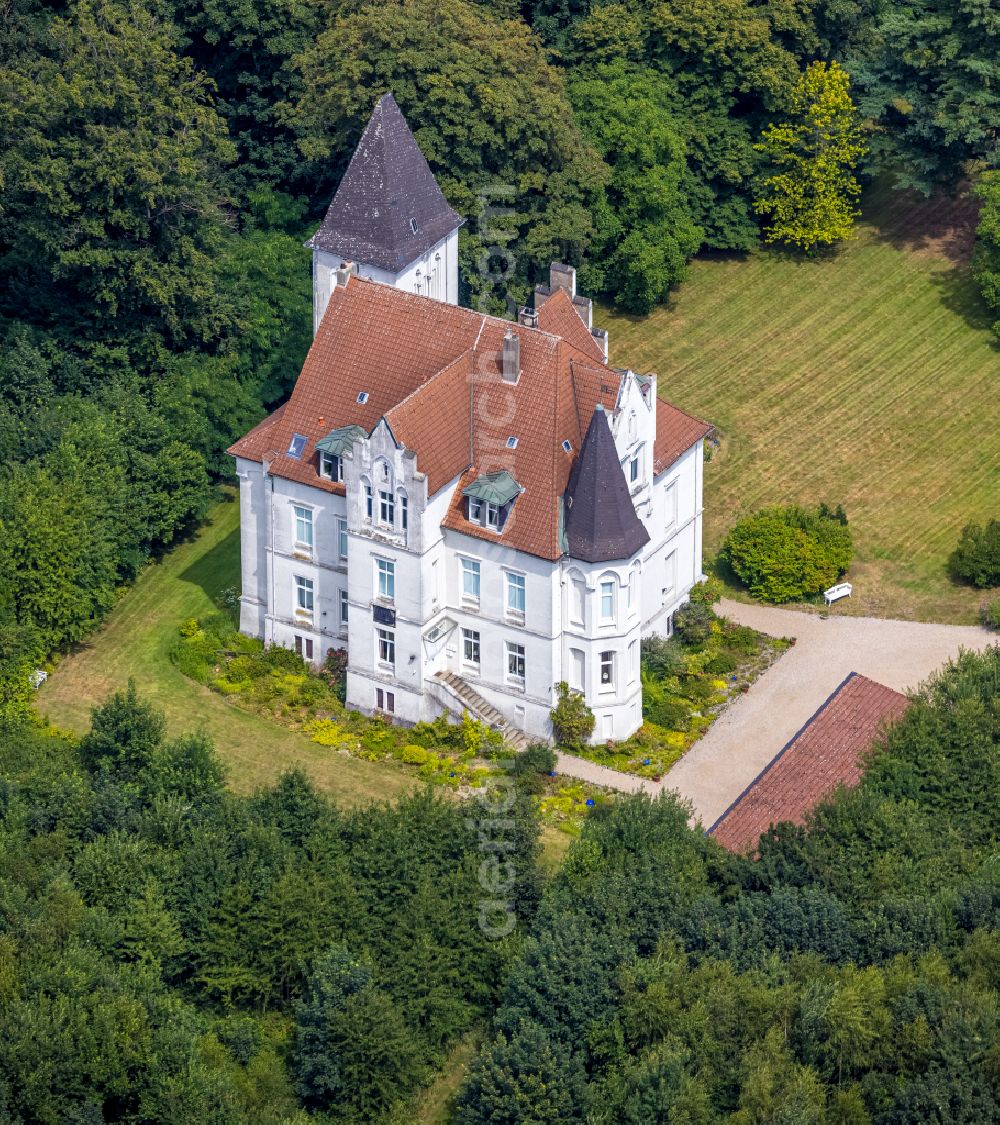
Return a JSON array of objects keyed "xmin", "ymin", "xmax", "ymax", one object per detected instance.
[{"xmin": 429, "ymin": 671, "xmax": 531, "ymax": 751}]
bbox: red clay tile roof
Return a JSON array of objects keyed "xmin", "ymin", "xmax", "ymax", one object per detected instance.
[
  {"xmin": 228, "ymin": 276, "xmax": 709, "ymax": 560},
  {"xmin": 536, "ymin": 286, "xmax": 606, "ymax": 364},
  {"xmin": 709, "ymin": 673, "xmax": 911, "ymax": 854},
  {"xmin": 654, "ymin": 398, "xmax": 714, "ymax": 475}
]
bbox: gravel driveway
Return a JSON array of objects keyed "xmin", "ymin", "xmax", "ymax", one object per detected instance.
[{"xmin": 556, "ymin": 599, "xmax": 996, "ymax": 824}]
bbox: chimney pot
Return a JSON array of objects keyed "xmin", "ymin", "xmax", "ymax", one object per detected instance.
[{"xmin": 518, "ymin": 306, "xmax": 538, "ymax": 328}]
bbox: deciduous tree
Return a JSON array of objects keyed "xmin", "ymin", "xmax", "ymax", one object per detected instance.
[{"xmin": 754, "ymin": 60, "xmax": 866, "ymax": 251}]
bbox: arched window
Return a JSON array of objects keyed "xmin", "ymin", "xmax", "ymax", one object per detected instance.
[
  {"xmin": 598, "ymin": 573, "xmax": 617, "ymax": 624},
  {"xmin": 627, "ymin": 564, "xmax": 640, "ymax": 613},
  {"xmin": 567, "ymin": 568, "xmax": 586, "ymax": 628},
  {"xmin": 361, "ymin": 476, "xmax": 374, "ymax": 521}
]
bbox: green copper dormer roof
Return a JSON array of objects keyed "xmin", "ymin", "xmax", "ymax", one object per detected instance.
[
  {"xmin": 461, "ymin": 470, "xmax": 522, "ymax": 506},
  {"xmin": 315, "ymin": 424, "xmax": 367, "ymax": 456}
]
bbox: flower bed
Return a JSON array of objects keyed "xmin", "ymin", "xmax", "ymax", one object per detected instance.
[
  {"xmin": 566, "ymin": 610, "xmax": 790, "ymax": 780},
  {"xmin": 171, "ymin": 613, "xmax": 507, "ymax": 790}
]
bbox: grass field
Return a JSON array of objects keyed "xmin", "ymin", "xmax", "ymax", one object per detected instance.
[
  {"xmin": 602, "ymin": 182, "xmax": 999, "ymax": 623},
  {"xmin": 37, "ymin": 491, "xmax": 419, "ymax": 805}
]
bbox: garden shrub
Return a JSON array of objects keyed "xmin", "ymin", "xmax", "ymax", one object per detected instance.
[
  {"xmin": 721, "ymin": 504, "xmax": 853, "ymax": 603},
  {"xmin": 949, "ymin": 519, "xmax": 1000, "ymax": 588},
  {"xmin": 400, "ymin": 745, "xmax": 430, "ymax": 765},
  {"xmin": 550, "ymin": 682, "xmax": 595, "ymax": 753},
  {"xmin": 644, "ymin": 695, "xmax": 690, "ymax": 730},
  {"xmin": 722, "ymin": 624, "xmax": 762, "ymax": 654},
  {"xmin": 641, "ymin": 634, "xmax": 684, "ymax": 679},
  {"xmin": 689, "ymin": 575, "xmax": 723, "ymax": 607},
  {"xmin": 704, "ymin": 652, "xmax": 738, "ymax": 675},
  {"xmin": 673, "ymin": 601, "xmax": 714, "ymax": 645},
  {"xmin": 981, "ymin": 599, "xmax": 1000, "ymax": 630}
]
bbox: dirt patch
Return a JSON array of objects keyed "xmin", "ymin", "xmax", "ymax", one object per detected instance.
[{"xmin": 872, "ymin": 185, "xmax": 981, "ymax": 266}]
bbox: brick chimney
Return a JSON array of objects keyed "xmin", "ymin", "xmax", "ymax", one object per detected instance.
[
  {"xmin": 502, "ymin": 328, "xmax": 520, "ymax": 384},
  {"xmin": 549, "ymin": 262, "xmax": 576, "ymax": 297}
]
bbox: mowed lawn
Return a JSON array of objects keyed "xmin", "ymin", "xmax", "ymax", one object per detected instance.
[
  {"xmin": 603, "ymin": 183, "xmax": 999, "ymax": 623},
  {"xmin": 37, "ymin": 492, "xmax": 419, "ymax": 805}
]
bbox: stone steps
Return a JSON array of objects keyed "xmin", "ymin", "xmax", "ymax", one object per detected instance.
[{"xmin": 432, "ymin": 671, "xmax": 532, "ymax": 752}]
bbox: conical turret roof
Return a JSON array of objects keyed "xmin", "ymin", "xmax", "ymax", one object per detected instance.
[
  {"xmin": 308, "ymin": 93, "xmax": 463, "ymax": 273},
  {"xmin": 564, "ymin": 405, "xmax": 650, "ymax": 563}
]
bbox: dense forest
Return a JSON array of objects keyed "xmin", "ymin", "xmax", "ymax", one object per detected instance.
[{"xmin": 0, "ymin": 628, "xmax": 996, "ymax": 1120}]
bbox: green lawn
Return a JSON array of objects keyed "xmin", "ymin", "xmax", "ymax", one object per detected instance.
[
  {"xmin": 602, "ymin": 183, "xmax": 999, "ymax": 623},
  {"xmin": 37, "ymin": 491, "xmax": 419, "ymax": 805}
]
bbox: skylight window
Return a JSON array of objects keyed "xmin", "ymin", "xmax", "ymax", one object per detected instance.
[
  {"xmin": 409, "ymin": 217, "xmax": 418, "ymax": 233},
  {"xmin": 357, "ymin": 391, "xmax": 369, "ymax": 404},
  {"xmin": 287, "ymin": 433, "xmax": 307, "ymax": 459},
  {"xmin": 562, "ymin": 440, "xmax": 573, "ymax": 453},
  {"xmin": 506, "ymin": 436, "xmax": 518, "ymax": 449}
]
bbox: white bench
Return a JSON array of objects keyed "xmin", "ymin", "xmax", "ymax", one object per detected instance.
[{"xmin": 823, "ymin": 582, "xmax": 852, "ymax": 605}]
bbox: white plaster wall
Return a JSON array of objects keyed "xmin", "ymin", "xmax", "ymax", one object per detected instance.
[{"xmin": 313, "ymin": 228, "xmax": 459, "ymax": 331}]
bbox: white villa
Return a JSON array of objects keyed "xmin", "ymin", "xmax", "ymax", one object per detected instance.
[{"xmin": 229, "ymin": 93, "xmax": 712, "ymax": 744}]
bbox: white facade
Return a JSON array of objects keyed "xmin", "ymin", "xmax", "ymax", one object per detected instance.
[
  {"xmin": 312, "ymin": 227, "xmax": 460, "ymax": 332},
  {"xmin": 235, "ymin": 369, "xmax": 705, "ymax": 744}
]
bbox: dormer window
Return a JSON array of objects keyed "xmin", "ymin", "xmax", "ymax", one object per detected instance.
[
  {"xmin": 319, "ymin": 451, "xmax": 342, "ymax": 481},
  {"xmin": 469, "ymin": 497, "xmax": 500, "ymax": 529},
  {"xmin": 461, "ymin": 470, "xmax": 521, "ymax": 534}
]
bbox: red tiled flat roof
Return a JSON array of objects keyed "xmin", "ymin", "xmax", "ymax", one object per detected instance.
[{"xmin": 709, "ymin": 673, "xmax": 911, "ymax": 854}]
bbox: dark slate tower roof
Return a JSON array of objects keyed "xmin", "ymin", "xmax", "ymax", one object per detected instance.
[
  {"xmin": 564, "ymin": 405, "xmax": 650, "ymax": 563},
  {"xmin": 308, "ymin": 93, "xmax": 463, "ymax": 273}
]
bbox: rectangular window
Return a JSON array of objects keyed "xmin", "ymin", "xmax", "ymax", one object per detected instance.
[
  {"xmin": 376, "ymin": 627, "xmax": 395, "ymax": 668},
  {"xmin": 319, "ymin": 451, "xmax": 342, "ymax": 481},
  {"xmin": 376, "ymin": 558, "xmax": 395, "ymax": 600},
  {"xmin": 600, "ymin": 579, "xmax": 616, "ymax": 622},
  {"xmin": 400, "ymin": 494, "xmax": 408, "ymax": 531},
  {"xmin": 629, "ymin": 453, "xmax": 639, "ymax": 484},
  {"xmin": 600, "ymin": 650, "xmax": 615, "ymax": 688},
  {"xmin": 293, "ymin": 635, "xmax": 313, "ymax": 660},
  {"xmin": 461, "ymin": 558, "xmax": 481, "ymax": 602},
  {"xmin": 571, "ymin": 577, "xmax": 586, "ymax": 626},
  {"xmin": 339, "ymin": 589, "xmax": 348, "ymax": 626},
  {"xmin": 468, "ymin": 497, "xmax": 499, "ymax": 529},
  {"xmin": 462, "ymin": 628, "xmax": 481, "ymax": 667},
  {"xmin": 365, "ymin": 484, "xmax": 373, "ymax": 520},
  {"xmin": 337, "ymin": 518, "xmax": 348, "ymax": 560},
  {"xmin": 379, "ymin": 490, "xmax": 395, "ymax": 524},
  {"xmin": 293, "ymin": 505, "xmax": 313, "ymax": 550},
  {"xmin": 627, "ymin": 569, "xmax": 636, "ymax": 611},
  {"xmin": 570, "ymin": 648, "xmax": 585, "ymax": 691},
  {"xmin": 664, "ymin": 551, "xmax": 677, "ymax": 597},
  {"xmin": 506, "ymin": 641, "xmax": 525, "ymax": 682},
  {"xmin": 664, "ymin": 480, "xmax": 678, "ymax": 529},
  {"xmin": 506, "ymin": 572, "xmax": 526, "ymax": 615},
  {"xmin": 375, "ymin": 688, "xmax": 395, "ymax": 714},
  {"xmin": 295, "ymin": 575, "xmax": 314, "ymax": 613}
]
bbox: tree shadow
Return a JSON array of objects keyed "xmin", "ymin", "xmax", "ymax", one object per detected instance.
[
  {"xmin": 868, "ymin": 183, "xmax": 980, "ymax": 267},
  {"xmin": 929, "ymin": 267, "xmax": 1000, "ymax": 344},
  {"xmin": 178, "ymin": 525, "xmax": 241, "ymax": 610}
]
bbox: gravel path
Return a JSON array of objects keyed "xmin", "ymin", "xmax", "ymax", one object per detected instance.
[{"xmin": 556, "ymin": 599, "xmax": 996, "ymax": 824}]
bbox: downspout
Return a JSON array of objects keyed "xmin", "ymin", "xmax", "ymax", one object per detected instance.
[{"xmin": 263, "ymin": 458, "xmax": 275, "ymax": 646}]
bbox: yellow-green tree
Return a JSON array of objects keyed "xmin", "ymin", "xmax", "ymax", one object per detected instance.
[{"xmin": 753, "ymin": 61, "xmax": 865, "ymax": 252}]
